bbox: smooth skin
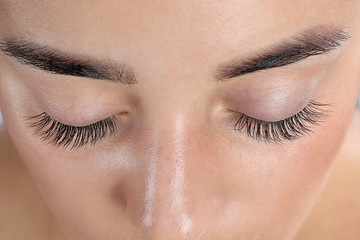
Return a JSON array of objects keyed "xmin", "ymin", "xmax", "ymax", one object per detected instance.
[
  {"xmin": 1, "ymin": 112, "xmax": 360, "ymax": 240},
  {"xmin": 0, "ymin": 1, "xmax": 360, "ymax": 240},
  {"xmin": 0, "ymin": 112, "xmax": 359, "ymax": 240}
]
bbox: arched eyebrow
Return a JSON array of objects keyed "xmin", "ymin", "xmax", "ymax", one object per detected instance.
[
  {"xmin": 215, "ymin": 25, "xmax": 350, "ymax": 81},
  {"xmin": 0, "ymin": 39, "xmax": 137, "ymax": 84}
]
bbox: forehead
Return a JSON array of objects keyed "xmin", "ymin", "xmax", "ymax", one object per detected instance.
[{"xmin": 0, "ymin": 0, "xmax": 350, "ymax": 67}]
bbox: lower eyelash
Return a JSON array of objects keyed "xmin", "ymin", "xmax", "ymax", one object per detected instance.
[
  {"xmin": 232, "ymin": 100, "xmax": 328, "ymax": 143},
  {"xmin": 26, "ymin": 112, "xmax": 117, "ymax": 149}
]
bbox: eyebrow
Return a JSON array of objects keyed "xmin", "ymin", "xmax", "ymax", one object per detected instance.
[
  {"xmin": 216, "ymin": 25, "xmax": 350, "ymax": 81},
  {"xmin": 0, "ymin": 25, "xmax": 350, "ymax": 84},
  {"xmin": 0, "ymin": 39, "xmax": 137, "ymax": 84}
]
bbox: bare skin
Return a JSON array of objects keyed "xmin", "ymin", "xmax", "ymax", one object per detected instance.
[
  {"xmin": 0, "ymin": 111, "xmax": 359, "ymax": 240},
  {"xmin": 296, "ymin": 110, "xmax": 360, "ymax": 240},
  {"xmin": 0, "ymin": 1, "xmax": 360, "ymax": 239}
]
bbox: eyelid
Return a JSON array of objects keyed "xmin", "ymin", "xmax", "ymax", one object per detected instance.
[
  {"xmin": 231, "ymin": 100, "xmax": 328, "ymax": 143},
  {"xmin": 222, "ymin": 63, "xmax": 328, "ymax": 122},
  {"xmin": 26, "ymin": 112, "xmax": 118, "ymax": 149}
]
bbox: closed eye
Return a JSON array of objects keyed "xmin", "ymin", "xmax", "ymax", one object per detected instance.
[
  {"xmin": 231, "ymin": 100, "xmax": 328, "ymax": 143},
  {"xmin": 26, "ymin": 112, "xmax": 118, "ymax": 149}
]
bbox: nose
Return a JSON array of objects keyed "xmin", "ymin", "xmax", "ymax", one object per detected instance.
[{"xmin": 127, "ymin": 115, "xmax": 225, "ymax": 240}]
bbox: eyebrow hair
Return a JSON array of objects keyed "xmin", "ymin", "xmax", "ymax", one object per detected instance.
[
  {"xmin": 216, "ymin": 25, "xmax": 350, "ymax": 81},
  {"xmin": 0, "ymin": 25, "xmax": 350, "ymax": 84},
  {"xmin": 0, "ymin": 39, "xmax": 137, "ymax": 84}
]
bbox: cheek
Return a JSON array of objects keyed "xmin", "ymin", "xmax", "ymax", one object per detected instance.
[
  {"xmin": 215, "ymin": 114, "xmax": 346, "ymax": 237},
  {"xmin": 10, "ymin": 141, "xmax": 142, "ymax": 239}
]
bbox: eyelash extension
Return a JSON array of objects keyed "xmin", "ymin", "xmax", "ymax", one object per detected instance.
[
  {"xmin": 27, "ymin": 112, "xmax": 117, "ymax": 149},
  {"xmin": 232, "ymin": 100, "xmax": 328, "ymax": 143}
]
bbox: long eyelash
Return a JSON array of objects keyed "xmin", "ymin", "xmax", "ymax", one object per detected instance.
[
  {"xmin": 27, "ymin": 112, "xmax": 117, "ymax": 149},
  {"xmin": 233, "ymin": 100, "xmax": 328, "ymax": 143}
]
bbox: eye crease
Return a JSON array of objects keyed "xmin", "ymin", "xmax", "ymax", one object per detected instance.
[
  {"xmin": 26, "ymin": 112, "xmax": 118, "ymax": 149},
  {"xmin": 14, "ymin": 25, "xmax": 344, "ymax": 149}
]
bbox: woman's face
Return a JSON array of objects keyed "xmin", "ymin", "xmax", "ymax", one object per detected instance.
[{"xmin": 0, "ymin": 1, "xmax": 360, "ymax": 239}]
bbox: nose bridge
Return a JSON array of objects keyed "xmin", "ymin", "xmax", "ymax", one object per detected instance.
[
  {"xmin": 136, "ymin": 113, "xmax": 224, "ymax": 239},
  {"xmin": 168, "ymin": 116, "xmax": 193, "ymax": 234},
  {"xmin": 143, "ymin": 114, "xmax": 193, "ymax": 233}
]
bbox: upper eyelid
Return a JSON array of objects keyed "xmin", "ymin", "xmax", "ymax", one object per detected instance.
[
  {"xmin": 26, "ymin": 99, "xmax": 328, "ymax": 147},
  {"xmin": 27, "ymin": 112, "xmax": 118, "ymax": 149},
  {"xmin": 232, "ymin": 100, "xmax": 329, "ymax": 143}
]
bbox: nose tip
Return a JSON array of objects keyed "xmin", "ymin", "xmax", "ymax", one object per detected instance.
[{"xmin": 139, "ymin": 189, "xmax": 224, "ymax": 240}]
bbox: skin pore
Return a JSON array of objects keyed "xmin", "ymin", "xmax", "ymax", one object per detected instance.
[{"xmin": 0, "ymin": 0, "xmax": 360, "ymax": 240}]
